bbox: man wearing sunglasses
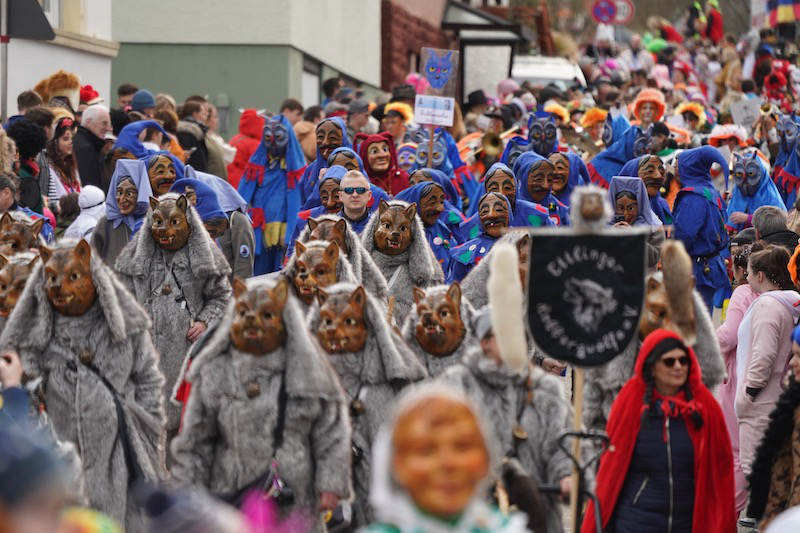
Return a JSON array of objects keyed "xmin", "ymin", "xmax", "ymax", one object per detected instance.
[{"xmin": 339, "ymin": 171, "xmax": 373, "ymax": 234}]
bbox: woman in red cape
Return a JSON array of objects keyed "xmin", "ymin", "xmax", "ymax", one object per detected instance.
[
  {"xmin": 582, "ymin": 329, "xmax": 735, "ymax": 533},
  {"xmin": 355, "ymin": 131, "xmax": 409, "ymax": 196}
]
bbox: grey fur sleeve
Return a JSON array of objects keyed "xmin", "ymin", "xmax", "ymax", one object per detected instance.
[
  {"xmin": 581, "ymin": 372, "xmax": 607, "ymax": 434},
  {"xmin": 196, "ymin": 274, "xmax": 232, "ymax": 326},
  {"xmin": 130, "ymin": 331, "xmax": 166, "ymax": 422},
  {"xmin": 309, "ymin": 399, "xmax": 352, "ymax": 498},
  {"xmin": 170, "ymin": 371, "xmax": 217, "ymax": 486},
  {"xmin": 692, "ymin": 290, "xmax": 725, "ymax": 389},
  {"xmin": 537, "ymin": 391, "xmax": 575, "ymax": 483}
]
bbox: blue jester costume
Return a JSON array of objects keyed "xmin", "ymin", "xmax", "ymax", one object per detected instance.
[
  {"xmin": 552, "ymin": 152, "xmax": 591, "ymax": 206},
  {"xmin": 672, "ymin": 146, "xmax": 731, "ymax": 311},
  {"xmin": 513, "ymin": 152, "xmax": 571, "ymax": 226},
  {"xmin": 395, "ymin": 182, "xmax": 458, "ymax": 274},
  {"xmin": 500, "ymin": 112, "xmax": 560, "ymax": 168},
  {"xmin": 619, "ymin": 156, "xmax": 673, "ymax": 225},
  {"xmin": 298, "ymin": 117, "xmax": 351, "ymax": 205},
  {"xmin": 237, "ymin": 114, "xmax": 307, "ymax": 274},
  {"xmin": 726, "ymin": 153, "xmax": 785, "ymax": 233},
  {"xmin": 587, "ymin": 114, "xmax": 644, "ymax": 188},
  {"xmin": 458, "ymin": 162, "xmax": 552, "ymax": 242},
  {"xmin": 448, "ymin": 192, "xmax": 513, "ymax": 282},
  {"xmin": 775, "ymin": 114, "xmax": 800, "ymax": 209}
]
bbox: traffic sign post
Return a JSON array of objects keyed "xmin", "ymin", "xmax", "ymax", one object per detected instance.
[
  {"xmin": 591, "ymin": 0, "xmax": 616, "ymax": 25},
  {"xmin": 613, "ymin": 0, "xmax": 634, "ymax": 25}
]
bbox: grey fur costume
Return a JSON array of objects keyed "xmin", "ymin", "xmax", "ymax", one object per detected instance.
[
  {"xmin": 0, "ymin": 239, "xmax": 166, "ymax": 532},
  {"xmin": 582, "ymin": 288, "xmax": 726, "ymax": 443},
  {"xmin": 360, "ymin": 200, "xmax": 444, "ymax": 321},
  {"xmin": 441, "ymin": 347, "xmax": 575, "ymax": 533},
  {"xmin": 0, "ymin": 251, "xmax": 37, "ymax": 336},
  {"xmin": 400, "ymin": 284, "xmax": 478, "ymax": 377},
  {"xmin": 307, "ymin": 281, "xmax": 428, "ymax": 527},
  {"xmin": 171, "ymin": 278, "xmax": 351, "ymax": 532},
  {"xmin": 295, "ymin": 214, "xmax": 389, "ymax": 301},
  {"xmin": 281, "ymin": 239, "xmax": 358, "ymax": 313},
  {"xmin": 115, "ymin": 194, "xmax": 232, "ymax": 433},
  {"xmin": 462, "ymin": 231, "xmax": 527, "ymax": 309}
]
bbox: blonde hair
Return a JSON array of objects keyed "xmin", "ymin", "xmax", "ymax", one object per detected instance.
[{"xmin": 0, "ymin": 128, "xmax": 17, "ymax": 173}]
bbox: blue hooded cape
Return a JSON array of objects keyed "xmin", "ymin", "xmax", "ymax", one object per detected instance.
[
  {"xmin": 169, "ymin": 178, "xmax": 227, "ymax": 222},
  {"xmin": 513, "ymin": 152, "xmax": 571, "ymax": 226},
  {"xmin": 115, "ymin": 120, "xmax": 170, "ymax": 159},
  {"xmin": 619, "ymin": 156, "xmax": 673, "ymax": 225},
  {"xmin": 299, "ymin": 117, "xmax": 351, "ymax": 204},
  {"xmin": 587, "ymin": 123, "xmax": 639, "ymax": 188},
  {"xmin": 608, "ymin": 176, "xmax": 662, "ymax": 226},
  {"xmin": 672, "ymin": 146, "xmax": 730, "ymax": 300},
  {"xmin": 185, "ymin": 165, "xmax": 248, "ymax": 214},
  {"xmin": 395, "ymin": 182, "xmax": 457, "ymax": 274},
  {"xmin": 237, "ymin": 113, "xmax": 307, "ymax": 274},
  {"xmin": 301, "ymin": 146, "xmax": 364, "ymax": 210},
  {"xmin": 553, "ymin": 152, "xmax": 590, "ymax": 206},
  {"xmin": 441, "ymin": 128, "xmax": 482, "ymax": 211},
  {"xmin": 726, "ymin": 154, "xmax": 785, "ymax": 233},
  {"xmin": 448, "ymin": 193, "xmax": 513, "ymax": 282},
  {"xmin": 777, "ymin": 142, "xmax": 800, "ymax": 210},
  {"xmin": 408, "ymin": 168, "xmax": 466, "ymax": 240},
  {"xmin": 106, "ymin": 159, "xmax": 153, "ymax": 233}
]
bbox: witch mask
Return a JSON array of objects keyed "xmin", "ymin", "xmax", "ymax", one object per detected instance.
[
  {"xmin": 374, "ymin": 200, "xmax": 416, "ymax": 255},
  {"xmin": 419, "ymin": 184, "xmax": 446, "ymax": 226},
  {"xmin": 263, "ymin": 116, "xmax": 290, "ymax": 161},
  {"xmin": 479, "ymin": 193, "xmax": 510, "ymax": 238},
  {"xmin": 147, "ymin": 154, "xmax": 177, "ymax": 195},
  {"xmin": 150, "ymin": 195, "xmax": 192, "ymax": 252},
  {"xmin": 0, "ymin": 254, "xmax": 38, "ymax": 318},
  {"xmin": 40, "ymin": 240, "xmax": 97, "ymax": 317},
  {"xmin": 230, "ymin": 277, "xmax": 288, "ymax": 355},
  {"xmin": 307, "ymin": 218, "xmax": 348, "ymax": 254},
  {"xmin": 0, "ymin": 213, "xmax": 44, "ymax": 255},
  {"xmin": 638, "ymin": 155, "xmax": 665, "ymax": 197},
  {"xmin": 485, "ymin": 170, "xmax": 516, "ymax": 207},
  {"xmin": 413, "ymin": 283, "xmax": 466, "ymax": 357},
  {"xmin": 315, "ymin": 285, "xmax": 368, "ymax": 354},
  {"xmin": 548, "ymin": 153, "xmax": 570, "ymax": 194},
  {"xmin": 292, "ymin": 241, "xmax": 339, "ymax": 305}
]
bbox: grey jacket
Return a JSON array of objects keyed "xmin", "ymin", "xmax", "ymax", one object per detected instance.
[
  {"xmin": 0, "ymin": 240, "xmax": 166, "ymax": 532},
  {"xmin": 441, "ymin": 348, "xmax": 574, "ymax": 533},
  {"xmin": 171, "ymin": 282, "xmax": 351, "ymax": 530},
  {"xmin": 360, "ymin": 201, "xmax": 444, "ymax": 322},
  {"xmin": 116, "ymin": 203, "xmax": 232, "ymax": 433},
  {"xmin": 91, "ymin": 215, "xmax": 133, "ymax": 269},
  {"xmin": 218, "ymin": 210, "xmax": 254, "ymax": 280}
]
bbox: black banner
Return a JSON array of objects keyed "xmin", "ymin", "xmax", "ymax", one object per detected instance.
[{"xmin": 526, "ymin": 231, "xmax": 647, "ymax": 367}]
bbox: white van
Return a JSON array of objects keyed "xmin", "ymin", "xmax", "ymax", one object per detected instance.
[{"xmin": 511, "ymin": 55, "xmax": 587, "ymax": 90}]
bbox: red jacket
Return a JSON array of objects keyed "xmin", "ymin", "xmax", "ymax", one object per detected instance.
[
  {"xmin": 582, "ymin": 329, "xmax": 735, "ymax": 533},
  {"xmin": 227, "ymin": 109, "xmax": 265, "ymax": 189},
  {"xmin": 705, "ymin": 8, "xmax": 724, "ymax": 44}
]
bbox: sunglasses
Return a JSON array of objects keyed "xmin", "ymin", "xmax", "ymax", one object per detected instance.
[
  {"xmin": 660, "ymin": 356, "xmax": 690, "ymax": 368},
  {"xmin": 342, "ymin": 186, "xmax": 368, "ymax": 195}
]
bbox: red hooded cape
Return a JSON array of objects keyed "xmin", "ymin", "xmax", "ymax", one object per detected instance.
[
  {"xmin": 582, "ymin": 329, "xmax": 735, "ymax": 533},
  {"xmin": 355, "ymin": 131, "xmax": 409, "ymax": 196}
]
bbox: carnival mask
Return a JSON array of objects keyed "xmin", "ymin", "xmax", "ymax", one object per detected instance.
[
  {"xmin": 307, "ymin": 218, "xmax": 348, "ymax": 254},
  {"xmin": 479, "ymin": 193, "xmax": 510, "ymax": 238},
  {"xmin": 633, "ymin": 127, "xmax": 652, "ymax": 158},
  {"xmin": 412, "ymin": 283, "xmax": 466, "ymax": 357},
  {"xmin": 367, "ymin": 141, "xmax": 392, "ymax": 173},
  {"xmin": 526, "ymin": 161, "xmax": 553, "ymax": 203},
  {"xmin": 147, "ymin": 154, "xmax": 177, "ymax": 195},
  {"xmin": 408, "ymin": 169, "xmax": 432, "ymax": 187},
  {"xmin": 423, "ymin": 50, "xmax": 454, "ymax": 90},
  {"xmin": 263, "ymin": 116, "xmax": 289, "ymax": 160},
  {"xmin": 230, "ymin": 277, "xmax": 287, "ymax": 355},
  {"xmin": 414, "ymin": 129, "xmax": 447, "ymax": 169},
  {"xmin": 548, "ymin": 153, "xmax": 570, "ymax": 194},
  {"xmin": 318, "ymin": 179, "xmax": 342, "ymax": 213},
  {"xmin": 777, "ymin": 114, "xmax": 798, "ymax": 154},
  {"xmin": 639, "ymin": 276, "xmax": 668, "ymax": 339},
  {"xmin": 529, "ymin": 115, "xmax": 558, "ymax": 156},
  {"xmin": 733, "ymin": 154, "xmax": 763, "ymax": 197},
  {"xmin": 516, "ymin": 234, "xmax": 530, "ymax": 289},
  {"xmin": 0, "ymin": 254, "xmax": 38, "ymax": 318},
  {"xmin": 149, "ymin": 195, "xmax": 192, "ymax": 251},
  {"xmin": 397, "ymin": 146, "xmax": 416, "ymax": 172},
  {"xmin": 578, "ymin": 190, "xmax": 606, "ymax": 223},
  {"xmin": 374, "ymin": 201, "xmax": 415, "ymax": 255},
  {"xmin": 316, "ymin": 286, "xmax": 368, "ymax": 354},
  {"xmin": 316, "ymin": 120, "xmax": 344, "ymax": 162},
  {"xmin": 419, "ymin": 184, "xmax": 446, "ymax": 226},
  {"xmin": 391, "ymin": 396, "xmax": 489, "ymax": 518},
  {"xmin": 329, "ymin": 151, "xmax": 360, "ymax": 171},
  {"xmin": 40, "ymin": 240, "xmax": 97, "ymax": 317},
  {"xmin": 115, "ymin": 177, "xmax": 138, "ymax": 216},
  {"xmin": 601, "ymin": 117, "xmax": 614, "ymax": 147},
  {"xmin": 485, "ymin": 170, "xmax": 516, "ymax": 207},
  {"xmin": 0, "ymin": 213, "xmax": 44, "ymax": 255},
  {"xmin": 638, "ymin": 155, "xmax": 665, "ymax": 197},
  {"xmin": 504, "ymin": 137, "xmax": 532, "ymax": 169},
  {"xmin": 292, "ymin": 241, "xmax": 339, "ymax": 305}
]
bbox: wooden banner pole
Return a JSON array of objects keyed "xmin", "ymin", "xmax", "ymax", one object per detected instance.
[
  {"xmin": 570, "ymin": 367, "xmax": 585, "ymax": 530},
  {"xmin": 427, "ymin": 124, "xmax": 435, "ymax": 168}
]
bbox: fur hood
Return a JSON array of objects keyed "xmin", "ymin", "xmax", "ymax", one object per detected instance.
[
  {"xmin": 360, "ymin": 200, "xmax": 444, "ymax": 287},
  {"xmin": 1, "ymin": 239, "xmax": 151, "ymax": 351},
  {"xmin": 400, "ymin": 285, "xmax": 478, "ymax": 376},
  {"xmin": 296, "ymin": 214, "xmax": 389, "ymax": 300},
  {"xmin": 307, "ymin": 281, "xmax": 427, "ymax": 385},
  {"xmin": 177, "ymin": 119, "xmax": 205, "ymax": 141},
  {"xmin": 462, "ymin": 231, "xmax": 528, "ymax": 309},
  {"xmin": 115, "ymin": 193, "xmax": 231, "ymax": 280},
  {"xmin": 183, "ymin": 277, "xmax": 344, "ymax": 403}
]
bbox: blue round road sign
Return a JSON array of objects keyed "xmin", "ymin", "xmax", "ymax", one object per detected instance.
[{"xmin": 592, "ymin": 0, "xmax": 617, "ymax": 24}]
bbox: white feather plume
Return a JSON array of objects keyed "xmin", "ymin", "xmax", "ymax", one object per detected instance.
[{"xmin": 488, "ymin": 242, "xmax": 528, "ymax": 373}]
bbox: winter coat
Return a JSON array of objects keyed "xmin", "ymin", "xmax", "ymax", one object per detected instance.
[
  {"xmin": 73, "ymin": 125, "xmax": 107, "ymax": 192},
  {"xmin": 735, "ymin": 289, "xmax": 800, "ymax": 476},
  {"xmin": 116, "ymin": 202, "xmax": 232, "ymax": 433},
  {"xmin": 400, "ymin": 285, "xmax": 477, "ymax": 376},
  {"xmin": 177, "ymin": 119, "xmax": 209, "ymax": 172},
  {"xmin": 227, "ymin": 110, "xmax": 265, "ymax": 189},
  {"xmin": 0, "ymin": 242, "xmax": 167, "ymax": 531},
  {"xmin": 205, "ymin": 133, "xmax": 228, "ymax": 180},
  {"xmin": 307, "ymin": 282, "xmax": 427, "ymax": 527},
  {"xmin": 360, "ymin": 201, "xmax": 445, "ymax": 321},
  {"xmin": 441, "ymin": 348, "xmax": 574, "ymax": 533},
  {"xmin": 217, "ymin": 210, "xmax": 255, "ymax": 279},
  {"xmin": 91, "ymin": 215, "xmax": 133, "ymax": 269},
  {"xmin": 171, "ymin": 281, "xmax": 351, "ymax": 531}
]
